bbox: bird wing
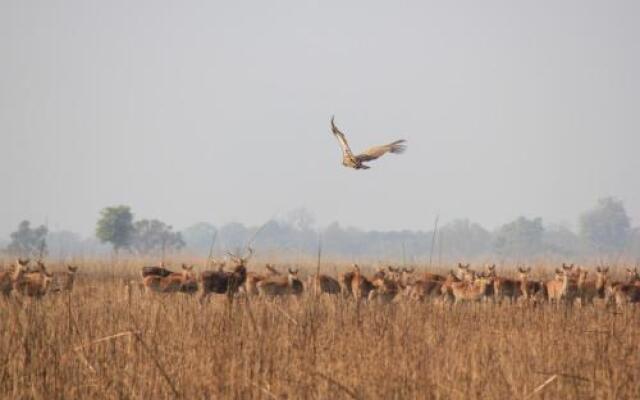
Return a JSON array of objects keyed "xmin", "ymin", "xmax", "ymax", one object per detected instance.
[
  {"xmin": 330, "ymin": 116, "xmax": 356, "ymax": 159},
  {"xmin": 356, "ymin": 139, "xmax": 407, "ymax": 162}
]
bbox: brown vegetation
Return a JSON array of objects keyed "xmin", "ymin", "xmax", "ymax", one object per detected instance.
[{"xmin": 1, "ymin": 259, "xmax": 640, "ymax": 399}]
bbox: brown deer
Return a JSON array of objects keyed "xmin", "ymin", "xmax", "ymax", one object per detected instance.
[
  {"xmin": 307, "ymin": 273, "xmax": 342, "ymax": 295},
  {"xmin": 403, "ymin": 276, "xmax": 444, "ymax": 302},
  {"xmin": 200, "ymin": 248, "xmax": 252, "ymax": 301},
  {"xmin": 257, "ymin": 268, "xmax": 304, "ymax": 297},
  {"xmin": 517, "ymin": 267, "xmax": 546, "ymax": 303},
  {"xmin": 0, "ymin": 262, "xmax": 17, "ymax": 297},
  {"xmin": 143, "ymin": 264, "xmax": 197, "ymax": 294},
  {"xmin": 439, "ymin": 270, "xmax": 462, "ymax": 300},
  {"xmin": 245, "ymin": 263, "xmax": 281, "ymax": 296},
  {"xmin": 574, "ymin": 267, "xmax": 608, "ymax": 305},
  {"xmin": 450, "ymin": 275, "xmax": 491, "ymax": 304},
  {"xmin": 368, "ymin": 276, "xmax": 400, "ymax": 303},
  {"xmin": 546, "ymin": 267, "xmax": 576, "ymax": 305},
  {"xmin": 49, "ymin": 265, "xmax": 79, "ymax": 293},
  {"xmin": 562, "ymin": 263, "xmax": 578, "ymax": 279},
  {"xmin": 607, "ymin": 281, "xmax": 640, "ymax": 306},
  {"xmin": 141, "ymin": 265, "xmax": 174, "ymax": 278},
  {"xmin": 457, "ymin": 263, "xmax": 475, "ymax": 282},
  {"xmin": 351, "ymin": 264, "xmax": 375, "ymax": 300},
  {"xmin": 338, "ymin": 270, "xmax": 355, "ymax": 297},
  {"xmin": 391, "ymin": 267, "xmax": 416, "ymax": 289},
  {"xmin": 486, "ymin": 265, "xmax": 519, "ymax": 304},
  {"xmin": 12, "ymin": 259, "xmax": 53, "ymax": 298},
  {"xmin": 626, "ymin": 267, "xmax": 640, "ymax": 285}
]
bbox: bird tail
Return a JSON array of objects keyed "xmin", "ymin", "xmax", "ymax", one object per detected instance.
[{"xmin": 388, "ymin": 140, "xmax": 407, "ymax": 154}]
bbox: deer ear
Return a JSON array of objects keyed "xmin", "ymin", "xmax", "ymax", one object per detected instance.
[{"xmin": 596, "ymin": 266, "xmax": 601, "ymax": 272}]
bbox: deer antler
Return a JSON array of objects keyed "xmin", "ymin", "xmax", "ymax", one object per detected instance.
[{"xmin": 243, "ymin": 247, "xmax": 254, "ymax": 261}]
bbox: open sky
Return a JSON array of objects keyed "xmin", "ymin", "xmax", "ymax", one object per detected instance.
[{"xmin": 1, "ymin": 0, "xmax": 639, "ymax": 237}]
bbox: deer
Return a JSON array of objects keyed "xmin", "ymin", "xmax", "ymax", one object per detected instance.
[
  {"xmin": 607, "ymin": 280, "xmax": 640, "ymax": 306},
  {"xmin": 562, "ymin": 263, "xmax": 578, "ymax": 279},
  {"xmin": 256, "ymin": 268, "xmax": 304, "ymax": 297},
  {"xmin": 545, "ymin": 267, "xmax": 577, "ymax": 305},
  {"xmin": 403, "ymin": 275, "xmax": 445, "ymax": 302},
  {"xmin": 439, "ymin": 270, "xmax": 462, "ymax": 302},
  {"xmin": 12, "ymin": 259, "xmax": 53, "ymax": 298},
  {"xmin": 368, "ymin": 276, "xmax": 400, "ymax": 303},
  {"xmin": 626, "ymin": 267, "xmax": 640, "ymax": 285},
  {"xmin": 199, "ymin": 248, "xmax": 252, "ymax": 301},
  {"xmin": 573, "ymin": 266, "xmax": 609, "ymax": 306},
  {"xmin": 484, "ymin": 265, "xmax": 518, "ymax": 304},
  {"xmin": 142, "ymin": 264, "xmax": 197, "ymax": 294},
  {"xmin": 450, "ymin": 275, "xmax": 492, "ymax": 304},
  {"xmin": 0, "ymin": 261, "xmax": 17, "ymax": 297},
  {"xmin": 457, "ymin": 263, "xmax": 475, "ymax": 282},
  {"xmin": 338, "ymin": 270, "xmax": 355, "ymax": 297},
  {"xmin": 49, "ymin": 265, "xmax": 79, "ymax": 293},
  {"xmin": 351, "ymin": 264, "xmax": 375, "ymax": 301},
  {"xmin": 387, "ymin": 267, "xmax": 416, "ymax": 289},
  {"xmin": 516, "ymin": 267, "xmax": 546, "ymax": 303},
  {"xmin": 307, "ymin": 273, "xmax": 342, "ymax": 295},
  {"xmin": 141, "ymin": 264, "xmax": 174, "ymax": 278},
  {"xmin": 245, "ymin": 264, "xmax": 281, "ymax": 296}
]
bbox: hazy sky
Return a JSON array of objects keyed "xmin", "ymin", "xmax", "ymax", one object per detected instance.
[{"xmin": 1, "ymin": 0, "xmax": 639, "ymax": 238}]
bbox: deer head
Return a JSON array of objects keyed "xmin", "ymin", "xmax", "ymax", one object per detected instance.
[{"xmin": 226, "ymin": 247, "xmax": 254, "ymax": 269}]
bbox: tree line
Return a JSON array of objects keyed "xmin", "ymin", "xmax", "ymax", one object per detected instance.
[{"xmin": 2, "ymin": 198, "xmax": 639, "ymax": 261}]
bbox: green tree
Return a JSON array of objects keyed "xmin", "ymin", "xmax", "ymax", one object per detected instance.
[
  {"xmin": 493, "ymin": 217, "xmax": 544, "ymax": 258},
  {"xmin": 96, "ymin": 205, "xmax": 135, "ymax": 253},
  {"xmin": 132, "ymin": 219, "xmax": 185, "ymax": 255},
  {"xmin": 6, "ymin": 220, "xmax": 48, "ymax": 258},
  {"xmin": 579, "ymin": 197, "xmax": 631, "ymax": 253}
]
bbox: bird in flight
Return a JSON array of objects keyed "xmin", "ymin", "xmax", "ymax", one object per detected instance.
[{"xmin": 330, "ymin": 116, "xmax": 407, "ymax": 170}]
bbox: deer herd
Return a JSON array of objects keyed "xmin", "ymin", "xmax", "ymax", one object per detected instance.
[
  {"xmin": 0, "ymin": 258, "xmax": 78, "ymax": 299},
  {"xmin": 1, "ymin": 254, "xmax": 640, "ymax": 308}
]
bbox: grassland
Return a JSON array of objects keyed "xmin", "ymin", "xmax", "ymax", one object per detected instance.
[{"xmin": 1, "ymin": 260, "xmax": 639, "ymax": 399}]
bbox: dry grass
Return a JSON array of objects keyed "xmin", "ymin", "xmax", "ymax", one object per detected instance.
[{"xmin": 1, "ymin": 260, "xmax": 640, "ymax": 399}]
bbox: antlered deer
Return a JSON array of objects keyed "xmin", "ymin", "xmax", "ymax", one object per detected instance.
[
  {"xmin": 12, "ymin": 259, "xmax": 53, "ymax": 298},
  {"xmin": 256, "ymin": 268, "xmax": 304, "ymax": 297},
  {"xmin": 143, "ymin": 264, "xmax": 197, "ymax": 294},
  {"xmin": 200, "ymin": 248, "xmax": 252, "ymax": 301}
]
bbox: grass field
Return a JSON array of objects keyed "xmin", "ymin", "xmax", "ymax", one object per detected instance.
[{"xmin": 1, "ymin": 260, "xmax": 639, "ymax": 399}]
